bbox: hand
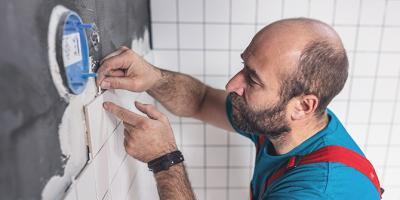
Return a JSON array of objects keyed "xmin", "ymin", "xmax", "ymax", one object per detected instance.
[
  {"xmin": 103, "ymin": 101, "xmax": 178, "ymax": 163},
  {"xmin": 96, "ymin": 46, "xmax": 162, "ymax": 92}
]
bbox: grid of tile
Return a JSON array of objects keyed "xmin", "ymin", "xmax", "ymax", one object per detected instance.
[{"xmin": 150, "ymin": 0, "xmax": 400, "ymax": 199}]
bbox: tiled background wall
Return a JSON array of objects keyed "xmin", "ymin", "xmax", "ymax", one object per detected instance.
[{"xmin": 150, "ymin": 0, "xmax": 400, "ymax": 199}]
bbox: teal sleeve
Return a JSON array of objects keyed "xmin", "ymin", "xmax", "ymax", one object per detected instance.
[{"xmin": 225, "ymin": 94, "xmax": 258, "ymax": 144}]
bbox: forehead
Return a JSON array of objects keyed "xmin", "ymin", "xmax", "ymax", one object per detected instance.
[{"xmin": 241, "ymin": 36, "xmax": 302, "ymax": 91}]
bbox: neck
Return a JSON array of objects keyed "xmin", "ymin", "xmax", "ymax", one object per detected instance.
[{"xmin": 269, "ymin": 112, "xmax": 329, "ymax": 155}]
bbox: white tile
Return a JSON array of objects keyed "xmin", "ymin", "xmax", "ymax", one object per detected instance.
[
  {"xmin": 349, "ymin": 77, "xmax": 375, "ymax": 100},
  {"xmin": 205, "ymin": 51, "xmax": 229, "ymax": 75},
  {"xmin": 353, "ymin": 52, "xmax": 378, "ymax": 76},
  {"xmin": 367, "ymin": 124, "xmax": 391, "ymax": 145},
  {"xmin": 374, "ymin": 78, "xmax": 398, "ymax": 100},
  {"xmin": 151, "ymin": 23, "xmax": 178, "ymax": 49},
  {"xmin": 394, "ymin": 103, "xmax": 400, "ymax": 124},
  {"xmin": 283, "ymin": 0, "xmax": 309, "ymax": 18},
  {"xmin": 205, "ymin": 0, "xmax": 229, "ymax": 22},
  {"xmin": 370, "ymin": 102, "xmax": 395, "ymax": 123},
  {"xmin": 335, "ymin": 79, "xmax": 350, "ymax": 100},
  {"xmin": 178, "ymin": 0, "xmax": 203, "ymax": 22},
  {"xmin": 153, "ymin": 50, "xmax": 179, "ymax": 71},
  {"xmin": 94, "ymin": 145, "xmax": 110, "ymax": 200},
  {"xmin": 205, "ymin": 24, "xmax": 229, "ymax": 50},
  {"xmin": 328, "ymin": 101, "xmax": 348, "ymax": 123},
  {"xmin": 194, "ymin": 189, "xmax": 205, "ymax": 200},
  {"xmin": 107, "ymin": 124, "xmax": 126, "ymax": 183},
  {"xmin": 346, "ymin": 124, "xmax": 368, "ymax": 148},
  {"xmin": 171, "ymin": 124, "xmax": 182, "ymax": 146},
  {"xmin": 309, "ymin": 0, "xmax": 334, "ymax": 24},
  {"xmin": 334, "ymin": 0, "xmax": 360, "ymax": 25},
  {"xmin": 365, "ymin": 146, "xmax": 387, "ymax": 166},
  {"xmin": 382, "ymin": 28, "xmax": 400, "ymax": 51},
  {"xmin": 230, "ymin": 51, "xmax": 243, "ymax": 75},
  {"xmin": 76, "ymin": 163, "xmax": 97, "ymax": 200},
  {"xmin": 229, "ymin": 146, "xmax": 252, "ymax": 167},
  {"xmin": 230, "ymin": 25, "xmax": 255, "ymax": 50},
  {"xmin": 102, "ymin": 191, "xmax": 111, "ymax": 200},
  {"xmin": 228, "ymin": 189, "xmax": 249, "ymax": 200},
  {"xmin": 179, "ymin": 24, "xmax": 204, "ymax": 49},
  {"xmin": 110, "ymin": 157, "xmax": 137, "ymax": 200},
  {"xmin": 182, "ymin": 146, "xmax": 205, "ymax": 167},
  {"xmin": 257, "ymin": 0, "xmax": 283, "ymax": 24},
  {"xmin": 206, "ymin": 168, "xmax": 227, "ymax": 187},
  {"xmin": 390, "ymin": 125, "xmax": 400, "ymax": 145},
  {"xmin": 85, "ymin": 94, "xmax": 118, "ymax": 158},
  {"xmin": 385, "ymin": 1, "xmax": 400, "ymax": 26},
  {"xmin": 179, "ymin": 50, "xmax": 204, "ymax": 75},
  {"xmin": 187, "ymin": 168, "xmax": 205, "ymax": 187},
  {"xmin": 205, "ymin": 76, "xmax": 229, "ymax": 90},
  {"xmin": 334, "ymin": 26, "xmax": 357, "ymax": 51},
  {"xmin": 356, "ymin": 27, "xmax": 382, "ymax": 51},
  {"xmin": 150, "ymin": 0, "xmax": 177, "ymax": 22},
  {"xmin": 388, "ymin": 147, "xmax": 400, "ymax": 166},
  {"xmin": 229, "ymin": 132, "xmax": 253, "ymax": 145},
  {"xmin": 63, "ymin": 185, "xmax": 77, "ymax": 200},
  {"xmin": 206, "ymin": 147, "xmax": 228, "ymax": 167},
  {"xmin": 182, "ymin": 124, "xmax": 205, "ymax": 145},
  {"xmin": 359, "ymin": 0, "xmax": 385, "ymax": 25},
  {"xmin": 378, "ymin": 53, "xmax": 400, "ymax": 77},
  {"xmin": 381, "ymin": 187, "xmax": 400, "ymax": 200},
  {"xmin": 206, "ymin": 125, "xmax": 228, "ymax": 145},
  {"xmin": 228, "ymin": 169, "xmax": 251, "ymax": 187},
  {"xmin": 231, "ymin": 0, "xmax": 256, "ymax": 23},
  {"xmin": 383, "ymin": 168, "xmax": 400, "ymax": 186},
  {"xmin": 207, "ymin": 189, "xmax": 227, "ymax": 200},
  {"xmin": 347, "ymin": 101, "xmax": 371, "ymax": 123}
]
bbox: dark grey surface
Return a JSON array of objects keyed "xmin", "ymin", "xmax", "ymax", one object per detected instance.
[{"xmin": 0, "ymin": 0, "xmax": 150, "ymax": 199}]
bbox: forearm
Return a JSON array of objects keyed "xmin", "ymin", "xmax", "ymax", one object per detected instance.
[
  {"xmin": 147, "ymin": 68, "xmax": 208, "ymax": 117},
  {"xmin": 154, "ymin": 163, "xmax": 196, "ymax": 200}
]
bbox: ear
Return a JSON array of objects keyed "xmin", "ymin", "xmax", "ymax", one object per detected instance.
[{"xmin": 291, "ymin": 94, "xmax": 319, "ymax": 120}]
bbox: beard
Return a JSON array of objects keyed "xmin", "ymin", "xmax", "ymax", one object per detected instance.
[{"xmin": 229, "ymin": 92, "xmax": 291, "ymax": 139}]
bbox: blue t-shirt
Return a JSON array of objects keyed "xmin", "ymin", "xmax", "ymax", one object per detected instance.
[{"xmin": 225, "ymin": 96, "xmax": 380, "ymax": 200}]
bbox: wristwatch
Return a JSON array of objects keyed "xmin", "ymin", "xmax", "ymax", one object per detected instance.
[{"xmin": 148, "ymin": 150, "xmax": 184, "ymax": 173}]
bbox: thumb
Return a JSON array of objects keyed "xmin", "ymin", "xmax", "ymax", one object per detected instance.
[
  {"xmin": 134, "ymin": 101, "xmax": 164, "ymax": 120},
  {"xmin": 100, "ymin": 77, "xmax": 133, "ymax": 90}
]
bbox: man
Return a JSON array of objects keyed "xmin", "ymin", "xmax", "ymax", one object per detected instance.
[{"xmin": 97, "ymin": 18, "xmax": 381, "ymax": 200}]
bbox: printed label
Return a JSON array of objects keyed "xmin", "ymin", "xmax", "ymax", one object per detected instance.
[{"xmin": 62, "ymin": 32, "xmax": 82, "ymax": 66}]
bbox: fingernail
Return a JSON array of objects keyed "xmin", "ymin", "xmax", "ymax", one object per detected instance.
[
  {"xmin": 103, "ymin": 102, "xmax": 109, "ymax": 110},
  {"xmin": 101, "ymin": 80, "xmax": 110, "ymax": 89}
]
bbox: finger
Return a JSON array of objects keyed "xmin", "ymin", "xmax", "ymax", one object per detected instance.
[
  {"xmin": 134, "ymin": 101, "xmax": 164, "ymax": 120},
  {"xmin": 124, "ymin": 128, "xmax": 133, "ymax": 140},
  {"xmin": 100, "ymin": 76, "xmax": 134, "ymax": 90},
  {"xmin": 123, "ymin": 122, "xmax": 135, "ymax": 134},
  {"xmin": 100, "ymin": 46, "xmax": 129, "ymax": 64},
  {"xmin": 97, "ymin": 50, "xmax": 132, "ymax": 86},
  {"xmin": 103, "ymin": 102, "xmax": 145, "ymax": 125},
  {"xmin": 107, "ymin": 69, "xmax": 125, "ymax": 77}
]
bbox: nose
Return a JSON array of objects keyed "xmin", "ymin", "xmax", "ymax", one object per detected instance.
[{"xmin": 226, "ymin": 71, "xmax": 246, "ymax": 96}]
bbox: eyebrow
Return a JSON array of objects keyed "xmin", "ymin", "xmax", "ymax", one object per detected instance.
[{"xmin": 243, "ymin": 63, "xmax": 264, "ymax": 87}]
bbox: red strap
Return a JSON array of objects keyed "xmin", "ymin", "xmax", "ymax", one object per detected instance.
[
  {"xmin": 257, "ymin": 145, "xmax": 382, "ymax": 199},
  {"xmin": 256, "ymin": 135, "xmax": 267, "ymax": 154}
]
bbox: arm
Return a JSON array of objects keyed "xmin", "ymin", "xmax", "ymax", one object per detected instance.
[
  {"xmin": 148, "ymin": 69, "xmax": 234, "ymax": 131},
  {"xmin": 154, "ymin": 163, "xmax": 196, "ymax": 200}
]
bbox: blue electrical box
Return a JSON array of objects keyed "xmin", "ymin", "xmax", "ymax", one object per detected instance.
[{"xmin": 58, "ymin": 11, "xmax": 95, "ymax": 94}]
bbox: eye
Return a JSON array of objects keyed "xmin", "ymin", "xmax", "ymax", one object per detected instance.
[{"xmin": 245, "ymin": 73, "xmax": 257, "ymax": 87}]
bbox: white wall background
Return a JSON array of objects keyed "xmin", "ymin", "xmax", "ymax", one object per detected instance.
[{"xmin": 150, "ymin": 0, "xmax": 400, "ymax": 199}]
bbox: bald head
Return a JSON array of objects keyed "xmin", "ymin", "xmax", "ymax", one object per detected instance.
[{"xmin": 242, "ymin": 18, "xmax": 348, "ymax": 117}]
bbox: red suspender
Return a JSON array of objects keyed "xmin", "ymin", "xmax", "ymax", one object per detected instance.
[{"xmin": 251, "ymin": 145, "xmax": 383, "ymax": 199}]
